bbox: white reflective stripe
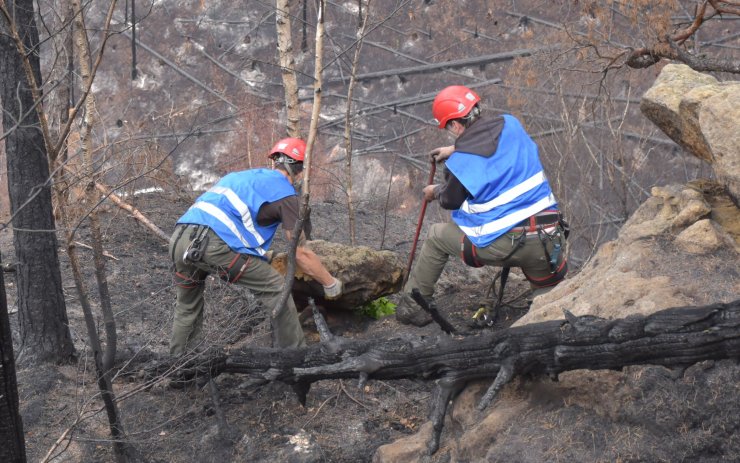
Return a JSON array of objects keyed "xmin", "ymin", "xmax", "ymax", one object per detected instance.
[
  {"xmin": 461, "ymin": 171, "xmax": 547, "ymax": 214},
  {"xmin": 208, "ymin": 186, "xmax": 266, "ymax": 244},
  {"xmin": 192, "ymin": 202, "xmax": 266, "ymax": 256},
  {"xmin": 458, "ymin": 194, "xmax": 556, "ymax": 238}
]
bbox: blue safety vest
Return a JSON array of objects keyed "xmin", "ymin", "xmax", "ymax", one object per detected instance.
[
  {"xmin": 177, "ymin": 169, "xmax": 296, "ymax": 257},
  {"xmin": 446, "ymin": 114, "xmax": 557, "ymax": 247}
]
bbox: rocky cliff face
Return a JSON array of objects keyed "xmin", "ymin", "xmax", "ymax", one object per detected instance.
[
  {"xmin": 374, "ymin": 66, "xmax": 740, "ymax": 463},
  {"xmin": 522, "ymin": 180, "xmax": 739, "ymax": 326},
  {"xmin": 640, "ymin": 64, "xmax": 740, "ymax": 205}
]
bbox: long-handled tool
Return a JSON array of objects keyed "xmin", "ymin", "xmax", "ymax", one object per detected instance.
[{"xmin": 404, "ymin": 160, "xmax": 437, "ymax": 286}]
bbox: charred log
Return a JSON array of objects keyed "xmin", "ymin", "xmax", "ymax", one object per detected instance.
[{"xmin": 140, "ymin": 299, "xmax": 740, "ymax": 454}]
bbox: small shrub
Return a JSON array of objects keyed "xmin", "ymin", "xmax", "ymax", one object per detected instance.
[{"xmin": 360, "ymin": 297, "xmax": 396, "ymax": 319}]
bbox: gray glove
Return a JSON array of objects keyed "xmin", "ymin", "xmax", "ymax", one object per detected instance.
[
  {"xmin": 323, "ymin": 277, "xmax": 343, "ymax": 300},
  {"xmin": 428, "ymin": 145, "xmax": 454, "ymax": 163}
]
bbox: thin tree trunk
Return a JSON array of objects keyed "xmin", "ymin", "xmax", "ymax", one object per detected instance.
[
  {"xmin": 53, "ymin": 0, "xmax": 75, "ymax": 209},
  {"xmin": 324, "ymin": 47, "xmax": 552, "ymax": 83},
  {"xmin": 303, "ymin": 0, "xmax": 325, "ymax": 192},
  {"xmin": 71, "ymin": 0, "xmax": 117, "ymax": 377},
  {"xmin": 0, "ymin": 252, "xmax": 26, "ymax": 462},
  {"xmin": 68, "ymin": 2, "xmax": 140, "ymax": 461},
  {"xmin": 276, "ymin": 0, "xmax": 300, "ymax": 136},
  {"xmin": 271, "ymin": 0, "xmax": 325, "ymax": 347},
  {"xmin": 343, "ymin": 0, "xmax": 371, "ymax": 245}
]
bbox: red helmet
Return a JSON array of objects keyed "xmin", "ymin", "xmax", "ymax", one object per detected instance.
[
  {"xmin": 268, "ymin": 137, "xmax": 306, "ymax": 162},
  {"xmin": 432, "ymin": 86, "xmax": 481, "ymax": 129}
]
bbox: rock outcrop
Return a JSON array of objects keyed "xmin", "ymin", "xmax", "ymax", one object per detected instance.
[
  {"xmin": 520, "ymin": 180, "xmax": 739, "ymax": 325},
  {"xmin": 640, "ymin": 64, "xmax": 740, "ymax": 203}
]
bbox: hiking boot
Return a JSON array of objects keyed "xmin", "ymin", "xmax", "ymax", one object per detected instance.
[{"xmin": 395, "ymin": 293, "xmax": 433, "ymax": 327}]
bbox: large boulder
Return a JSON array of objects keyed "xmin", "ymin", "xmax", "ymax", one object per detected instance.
[
  {"xmin": 519, "ymin": 180, "xmax": 739, "ymax": 325},
  {"xmin": 640, "ymin": 64, "xmax": 740, "ymax": 203},
  {"xmin": 271, "ymin": 240, "xmax": 405, "ymax": 311}
]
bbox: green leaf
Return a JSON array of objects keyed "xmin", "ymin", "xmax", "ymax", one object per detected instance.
[{"xmin": 360, "ymin": 297, "xmax": 397, "ymax": 319}]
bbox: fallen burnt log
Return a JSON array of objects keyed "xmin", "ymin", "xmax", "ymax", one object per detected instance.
[{"xmin": 146, "ymin": 298, "xmax": 740, "ymax": 454}]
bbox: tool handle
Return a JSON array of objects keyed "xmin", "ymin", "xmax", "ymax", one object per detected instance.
[{"xmin": 404, "ymin": 161, "xmax": 437, "ymax": 285}]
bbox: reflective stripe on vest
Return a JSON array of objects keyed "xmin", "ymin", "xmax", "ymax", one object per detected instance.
[
  {"xmin": 456, "ymin": 193, "xmax": 556, "ymax": 241},
  {"xmin": 447, "ymin": 114, "xmax": 557, "ymax": 247},
  {"xmin": 190, "ymin": 201, "xmax": 266, "ymax": 256},
  {"xmin": 460, "ymin": 171, "xmax": 548, "ymax": 214},
  {"xmin": 177, "ymin": 169, "xmax": 295, "ymax": 257}
]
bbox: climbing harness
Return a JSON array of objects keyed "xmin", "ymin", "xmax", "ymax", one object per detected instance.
[
  {"xmin": 173, "ymin": 269, "xmax": 206, "ymax": 289},
  {"xmin": 170, "ymin": 224, "xmax": 253, "ymax": 286},
  {"xmin": 523, "ymin": 211, "xmax": 568, "ymax": 289},
  {"xmin": 183, "ymin": 225, "xmax": 210, "ymax": 264},
  {"xmin": 470, "ymin": 210, "xmax": 569, "ymax": 327},
  {"xmin": 218, "ymin": 253, "xmax": 251, "ymax": 284}
]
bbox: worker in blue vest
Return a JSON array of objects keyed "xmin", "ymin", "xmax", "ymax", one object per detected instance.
[
  {"xmin": 169, "ymin": 138, "xmax": 342, "ymax": 355},
  {"xmin": 396, "ymin": 86, "xmax": 568, "ymax": 327}
]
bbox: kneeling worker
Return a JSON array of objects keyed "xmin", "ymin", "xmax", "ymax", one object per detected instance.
[{"xmin": 396, "ymin": 86, "xmax": 568, "ymax": 326}]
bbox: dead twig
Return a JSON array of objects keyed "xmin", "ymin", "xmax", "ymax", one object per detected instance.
[
  {"xmin": 339, "ymin": 379, "xmax": 372, "ymax": 410},
  {"xmin": 73, "ymin": 241, "xmax": 119, "ymax": 260}
]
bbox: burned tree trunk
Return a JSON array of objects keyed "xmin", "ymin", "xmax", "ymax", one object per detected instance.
[
  {"xmin": 0, "ymin": 0, "xmax": 76, "ymax": 365},
  {"xmin": 146, "ymin": 299, "xmax": 740, "ymax": 454},
  {"xmin": 0, "ymin": 253, "xmax": 26, "ymax": 462}
]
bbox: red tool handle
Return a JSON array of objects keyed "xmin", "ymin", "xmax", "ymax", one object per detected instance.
[{"xmin": 404, "ymin": 161, "xmax": 437, "ymax": 285}]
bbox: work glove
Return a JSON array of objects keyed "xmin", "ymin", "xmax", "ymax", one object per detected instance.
[
  {"xmin": 428, "ymin": 145, "xmax": 454, "ymax": 163},
  {"xmin": 323, "ymin": 277, "xmax": 343, "ymax": 300}
]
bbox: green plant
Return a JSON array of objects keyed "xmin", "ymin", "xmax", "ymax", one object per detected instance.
[{"xmin": 360, "ymin": 297, "xmax": 396, "ymax": 319}]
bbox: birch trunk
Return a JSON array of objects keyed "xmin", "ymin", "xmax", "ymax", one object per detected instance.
[
  {"xmin": 343, "ymin": 0, "xmax": 371, "ymax": 245},
  {"xmin": 276, "ymin": 0, "xmax": 301, "ymax": 136}
]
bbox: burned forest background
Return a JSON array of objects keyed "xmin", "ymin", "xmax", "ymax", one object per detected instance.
[{"xmin": 2, "ymin": 0, "xmax": 735, "ymax": 263}]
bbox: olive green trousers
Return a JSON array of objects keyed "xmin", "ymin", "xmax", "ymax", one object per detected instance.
[
  {"xmin": 398, "ymin": 221, "xmax": 566, "ymax": 322},
  {"xmin": 169, "ymin": 224, "xmax": 305, "ymax": 356}
]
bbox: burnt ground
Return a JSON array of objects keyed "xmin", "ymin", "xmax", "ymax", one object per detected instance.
[{"xmin": 3, "ymin": 191, "xmax": 740, "ymax": 463}]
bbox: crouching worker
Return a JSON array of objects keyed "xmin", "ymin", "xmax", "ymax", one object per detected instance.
[
  {"xmin": 169, "ymin": 138, "xmax": 343, "ymax": 355},
  {"xmin": 396, "ymin": 86, "xmax": 568, "ymax": 327}
]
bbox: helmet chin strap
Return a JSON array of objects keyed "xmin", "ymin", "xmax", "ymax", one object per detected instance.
[
  {"xmin": 272, "ymin": 154, "xmax": 303, "ymax": 188},
  {"xmin": 463, "ymin": 105, "xmax": 481, "ymax": 127},
  {"xmin": 280, "ymin": 160, "xmax": 302, "ymax": 189},
  {"xmin": 284, "ymin": 162, "xmax": 297, "ymax": 185}
]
